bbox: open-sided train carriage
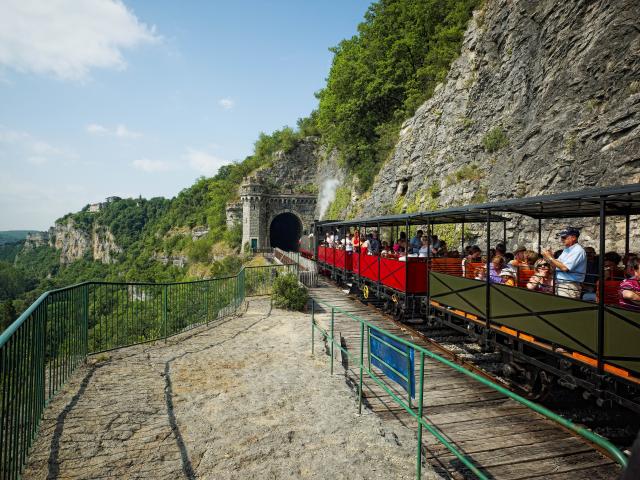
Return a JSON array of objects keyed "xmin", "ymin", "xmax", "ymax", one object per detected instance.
[{"xmin": 314, "ymin": 184, "xmax": 640, "ymax": 414}]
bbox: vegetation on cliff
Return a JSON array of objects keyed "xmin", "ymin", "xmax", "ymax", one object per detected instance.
[{"xmin": 316, "ymin": 0, "xmax": 479, "ymax": 190}]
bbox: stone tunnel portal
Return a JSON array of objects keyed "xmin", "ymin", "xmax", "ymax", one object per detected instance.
[{"xmin": 269, "ymin": 213, "xmax": 302, "ymax": 251}]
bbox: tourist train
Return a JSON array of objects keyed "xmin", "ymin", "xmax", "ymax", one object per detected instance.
[{"xmin": 305, "ymin": 184, "xmax": 640, "ymax": 414}]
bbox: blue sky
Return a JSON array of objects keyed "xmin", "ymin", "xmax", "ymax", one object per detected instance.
[{"xmin": 0, "ymin": 0, "xmax": 370, "ymax": 230}]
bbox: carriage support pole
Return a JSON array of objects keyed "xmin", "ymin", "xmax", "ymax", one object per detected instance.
[
  {"xmin": 597, "ymin": 199, "xmax": 606, "ymax": 379},
  {"xmin": 485, "ymin": 210, "xmax": 492, "ymax": 348},
  {"xmin": 625, "ymin": 213, "xmax": 630, "ymax": 257},
  {"xmin": 537, "ymin": 217, "xmax": 542, "ymax": 255}
]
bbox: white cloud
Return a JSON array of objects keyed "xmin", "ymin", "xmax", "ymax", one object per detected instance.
[
  {"xmin": 0, "ymin": 0, "xmax": 160, "ymax": 81},
  {"xmin": 86, "ymin": 123, "xmax": 142, "ymax": 139},
  {"xmin": 184, "ymin": 148, "xmax": 228, "ymax": 176},
  {"xmin": 0, "ymin": 127, "xmax": 72, "ymax": 166},
  {"xmin": 132, "ymin": 158, "xmax": 172, "ymax": 173},
  {"xmin": 218, "ymin": 98, "xmax": 235, "ymax": 110},
  {"xmin": 115, "ymin": 124, "xmax": 142, "ymax": 139},
  {"xmin": 86, "ymin": 124, "xmax": 109, "ymax": 135}
]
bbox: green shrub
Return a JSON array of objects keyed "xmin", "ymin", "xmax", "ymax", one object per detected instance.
[
  {"xmin": 272, "ymin": 273, "xmax": 308, "ymax": 311},
  {"xmin": 482, "ymin": 127, "xmax": 509, "ymax": 153}
]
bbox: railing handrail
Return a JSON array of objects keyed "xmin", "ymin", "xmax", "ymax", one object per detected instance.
[
  {"xmin": 0, "ymin": 262, "xmax": 299, "ymax": 480},
  {"xmin": 0, "ymin": 268, "xmax": 257, "ymax": 349},
  {"xmin": 311, "ymin": 297, "xmax": 628, "ymax": 469}
]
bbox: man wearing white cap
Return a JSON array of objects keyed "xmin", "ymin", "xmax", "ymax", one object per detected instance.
[{"xmin": 542, "ymin": 227, "xmax": 586, "ymax": 299}]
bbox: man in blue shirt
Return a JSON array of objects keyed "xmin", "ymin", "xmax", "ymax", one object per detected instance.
[
  {"xmin": 542, "ymin": 227, "xmax": 586, "ymax": 299},
  {"xmin": 409, "ymin": 229, "xmax": 424, "ymax": 254},
  {"xmin": 369, "ymin": 231, "xmax": 381, "ymax": 255}
]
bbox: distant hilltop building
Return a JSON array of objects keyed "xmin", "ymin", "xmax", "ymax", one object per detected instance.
[
  {"xmin": 227, "ymin": 172, "xmax": 316, "ymax": 252},
  {"xmin": 87, "ymin": 196, "xmax": 122, "ymax": 213}
]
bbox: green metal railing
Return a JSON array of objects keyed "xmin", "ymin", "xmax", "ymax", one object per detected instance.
[
  {"xmin": 310, "ymin": 297, "xmax": 628, "ymax": 479},
  {"xmin": 0, "ymin": 263, "xmax": 290, "ymax": 480}
]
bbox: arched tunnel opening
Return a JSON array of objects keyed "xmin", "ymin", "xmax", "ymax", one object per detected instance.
[{"xmin": 269, "ymin": 212, "xmax": 302, "ymax": 251}]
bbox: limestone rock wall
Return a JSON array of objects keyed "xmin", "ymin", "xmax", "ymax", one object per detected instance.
[
  {"xmin": 50, "ymin": 221, "xmax": 122, "ymax": 265},
  {"xmin": 355, "ymin": 0, "xmax": 640, "ymax": 250},
  {"xmin": 23, "ymin": 231, "xmax": 49, "ymax": 250}
]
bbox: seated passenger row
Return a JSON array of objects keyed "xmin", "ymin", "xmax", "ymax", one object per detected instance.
[{"xmin": 322, "ymin": 226, "xmax": 640, "ymax": 311}]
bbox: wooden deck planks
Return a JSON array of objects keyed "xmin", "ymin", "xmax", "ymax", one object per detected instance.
[{"xmin": 309, "ymin": 282, "xmax": 622, "ymax": 479}]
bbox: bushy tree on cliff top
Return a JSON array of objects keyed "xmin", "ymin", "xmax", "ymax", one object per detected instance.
[{"xmin": 316, "ymin": 0, "xmax": 479, "ymax": 190}]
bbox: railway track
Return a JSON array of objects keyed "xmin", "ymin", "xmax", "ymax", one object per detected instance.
[
  {"xmin": 310, "ymin": 279, "xmax": 626, "ymax": 478},
  {"xmin": 357, "ymin": 287, "xmax": 640, "ymax": 452}
]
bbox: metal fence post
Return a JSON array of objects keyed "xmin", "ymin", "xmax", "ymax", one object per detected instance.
[
  {"xmin": 205, "ymin": 282, "xmax": 209, "ymax": 325},
  {"xmin": 358, "ymin": 321, "xmax": 365, "ymax": 414},
  {"xmin": 83, "ymin": 283, "xmax": 89, "ymax": 359},
  {"xmin": 163, "ymin": 285, "xmax": 168, "ymax": 342},
  {"xmin": 311, "ymin": 299, "xmax": 315, "ymax": 354},
  {"xmin": 416, "ymin": 351, "xmax": 425, "ymax": 479},
  {"xmin": 330, "ymin": 307, "xmax": 335, "ymax": 375}
]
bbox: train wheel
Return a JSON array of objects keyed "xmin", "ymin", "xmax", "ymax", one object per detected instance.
[{"xmin": 522, "ymin": 366, "xmax": 553, "ymax": 401}]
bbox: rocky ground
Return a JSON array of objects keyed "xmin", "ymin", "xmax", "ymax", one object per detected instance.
[{"xmin": 23, "ymin": 298, "xmax": 437, "ymax": 479}]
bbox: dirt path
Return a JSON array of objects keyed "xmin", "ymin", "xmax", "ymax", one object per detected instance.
[{"xmin": 23, "ymin": 298, "xmax": 437, "ymax": 479}]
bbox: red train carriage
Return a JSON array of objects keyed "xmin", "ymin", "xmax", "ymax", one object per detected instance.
[{"xmin": 314, "ymin": 184, "xmax": 640, "ymax": 414}]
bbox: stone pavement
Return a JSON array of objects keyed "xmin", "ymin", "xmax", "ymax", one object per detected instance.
[{"xmin": 23, "ymin": 298, "xmax": 437, "ymax": 479}]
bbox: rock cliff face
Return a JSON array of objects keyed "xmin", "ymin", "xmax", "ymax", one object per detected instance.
[
  {"xmin": 50, "ymin": 221, "xmax": 122, "ymax": 264},
  {"xmin": 351, "ymin": 0, "xmax": 640, "ymax": 250},
  {"xmin": 23, "ymin": 231, "xmax": 49, "ymax": 250}
]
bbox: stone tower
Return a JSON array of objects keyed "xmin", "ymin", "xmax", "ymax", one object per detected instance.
[
  {"xmin": 230, "ymin": 174, "xmax": 317, "ymax": 252},
  {"xmin": 240, "ymin": 175, "xmax": 267, "ymax": 251}
]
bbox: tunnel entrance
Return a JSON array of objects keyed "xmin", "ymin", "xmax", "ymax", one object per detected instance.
[{"xmin": 269, "ymin": 213, "xmax": 302, "ymax": 251}]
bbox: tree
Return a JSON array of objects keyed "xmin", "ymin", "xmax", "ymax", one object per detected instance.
[{"xmin": 316, "ymin": 0, "xmax": 479, "ymax": 190}]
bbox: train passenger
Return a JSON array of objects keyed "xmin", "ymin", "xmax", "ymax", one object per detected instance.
[
  {"xmin": 462, "ymin": 245, "xmax": 482, "ymax": 276},
  {"xmin": 448, "ymin": 250, "xmax": 460, "ymax": 258},
  {"xmin": 418, "ymin": 236, "xmax": 430, "ymax": 257},
  {"xmin": 369, "ymin": 232, "xmax": 381, "ymax": 255},
  {"xmin": 476, "ymin": 256, "xmax": 507, "ymax": 284},
  {"xmin": 527, "ymin": 259, "xmax": 553, "ymax": 293},
  {"xmin": 381, "ymin": 241, "xmax": 392, "ymax": 256},
  {"xmin": 395, "ymin": 232, "xmax": 408, "ymax": 253},
  {"xmin": 410, "ymin": 229, "xmax": 424, "ymax": 254},
  {"xmin": 542, "ymin": 227, "xmax": 586, "ymax": 299},
  {"xmin": 604, "ymin": 251, "xmax": 624, "ymax": 280},
  {"xmin": 352, "ymin": 230, "xmax": 360, "ymax": 251},
  {"xmin": 495, "ymin": 242, "xmax": 507, "ymax": 257},
  {"xmin": 623, "ymin": 252, "xmax": 638, "ymax": 270},
  {"xmin": 431, "ymin": 235, "xmax": 442, "ymax": 255},
  {"xmin": 325, "ymin": 232, "xmax": 331, "ymax": 246},
  {"xmin": 361, "ymin": 233, "xmax": 371, "ymax": 250},
  {"xmin": 499, "ymin": 265, "xmax": 518, "ymax": 286},
  {"xmin": 526, "ymin": 250, "xmax": 539, "ymax": 266},
  {"xmin": 509, "ymin": 246, "xmax": 528, "ymax": 267},
  {"xmin": 619, "ymin": 258, "xmax": 640, "ymax": 311},
  {"xmin": 345, "ymin": 233, "xmax": 354, "ymax": 253}
]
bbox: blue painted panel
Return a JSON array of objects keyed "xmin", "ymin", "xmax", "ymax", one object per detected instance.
[{"xmin": 369, "ymin": 328, "xmax": 415, "ymax": 398}]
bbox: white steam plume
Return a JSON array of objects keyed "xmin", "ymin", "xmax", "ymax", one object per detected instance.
[{"xmin": 318, "ymin": 178, "xmax": 340, "ymax": 219}]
